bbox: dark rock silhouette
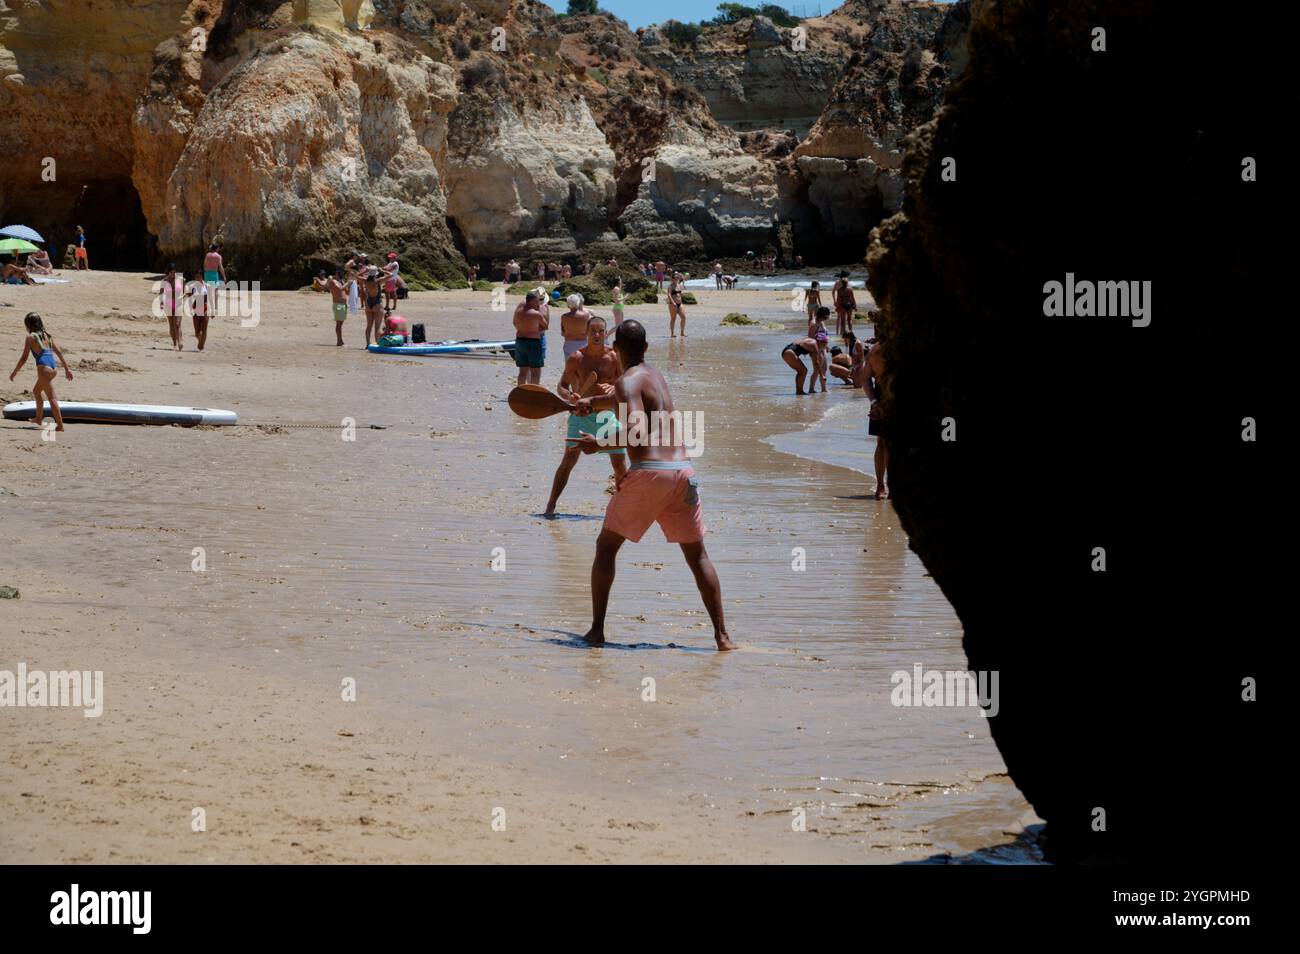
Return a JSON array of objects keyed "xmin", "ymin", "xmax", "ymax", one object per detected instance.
[{"xmin": 867, "ymin": 0, "xmax": 1272, "ymax": 863}]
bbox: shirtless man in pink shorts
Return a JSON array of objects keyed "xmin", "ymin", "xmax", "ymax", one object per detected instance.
[{"xmin": 572, "ymin": 319, "xmax": 736, "ymax": 651}]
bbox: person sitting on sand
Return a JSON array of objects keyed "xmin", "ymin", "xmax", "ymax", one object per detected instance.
[
  {"xmin": 560, "ymin": 293, "xmax": 592, "ymax": 360},
  {"xmin": 189, "ymin": 270, "xmax": 212, "ymax": 351},
  {"xmin": 161, "ymin": 263, "xmax": 185, "ymax": 350},
  {"xmin": 512, "ymin": 289, "xmax": 549, "ymax": 386},
  {"xmin": 865, "ymin": 335, "xmax": 889, "ymax": 499},
  {"xmin": 781, "ymin": 334, "xmax": 825, "ymax": 395},
  {"xmin": 9, "ymin": 312, "xmax": 73, "ymax": 431},
  {"xmin": 544, "ymin": 315, "xmax": 627, "ymax": 517},
  {"xmin": 25, "ymin": 250, "xmax": 55, "ymax": 275},
  {"xmin": 381, "ymin": 311, "xmax": 409, "ymax": 342},
  {"xmin": 3, "ymin": 261, "xmax": 36, "ymax": 285},
  {"xmin": 570, "ymin": 319, "xmax": 735, "ymax": 651},
  {"xmin": 828, "ymin": 331, "xmax": 865, "ymax": 387}
]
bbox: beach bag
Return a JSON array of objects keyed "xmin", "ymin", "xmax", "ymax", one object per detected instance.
[
  {"xmin": 411, "ymin": 323, "xmax": 426, "ymax": 344},
  {"xmin": 378, "ymin": 334, "xmax": 405, "ymax": 348},
  {"xmin": 396, "ymin": 286, "xmax": 409, "ymax": 300}
]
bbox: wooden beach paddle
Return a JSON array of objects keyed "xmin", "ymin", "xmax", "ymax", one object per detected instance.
[{"xmin": 508, "ymin": 384, "xmax": 575, "ymax": 419}]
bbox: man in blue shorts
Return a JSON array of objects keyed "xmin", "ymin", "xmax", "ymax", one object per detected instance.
[{"xmin": 512, "ymin": 288, "xmax": 549, "ymax": 385}]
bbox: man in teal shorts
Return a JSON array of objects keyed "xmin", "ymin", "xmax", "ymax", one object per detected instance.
[{"xmin": 544, "ymin": 315, "xmax": 627, "ymax": 516}]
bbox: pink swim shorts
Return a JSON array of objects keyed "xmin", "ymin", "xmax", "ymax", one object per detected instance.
[{"xmin": 603, "ymin": 461, "xmax": 705, "ymax": 544}]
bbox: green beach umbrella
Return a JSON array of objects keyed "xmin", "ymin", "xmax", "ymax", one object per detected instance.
[{"xmin": 0, "ymin": 238, "xmax": 39, "ymax": 254}]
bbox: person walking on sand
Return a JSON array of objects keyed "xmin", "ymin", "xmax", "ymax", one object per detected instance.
[
  {"xmin": 807, "ymin": 305, "xmax": 830, "ymax": 389},
  {"xmin": 653, "ymin": 260, "xmax": 666, "ymax": 291},
  {"xmin": 161, "ymin": 263, "xmax": 185, "ymax": 350},
  {"xmin": 189, "ymin": 270, "xmax": 212, "ymax": 351},
  {"xmin": 833, "ymin": 271, "xmax": 857, "ymax": 336},
  {"xmin": 667, "ymin": 272, "xmax": 687, "ymax": 337},
  {"xmin": 545, "ymin": 315, "xmax": 627, "ymax": 516},
  {"xmin": 559, "ymin": 293, "xmax": 592, "ymax": 360},
  {"xmin": 74, "ymin": 226, "xmax": 89, "ymax": 270},
  {"xmin": 781, "ymin": 334, "xmax": 824, "ymax": 395},
  {"xmin": 571, "ymin": 320, "xmax": 735, "ymax": 651},
  {"xmin": 362, "ymin": 266, "xmax": 385, "ymax": 347},
  {"xmin": 805, "ymin": 280, "xmax": 822, "ymax": 322},
  {"xmin": 203, "ymin": 242, "xmax": 225, "ymax": 290},
  {"xmin": 10, "ymin": 313, "xmax": 73, "ymax": 431},
  {"xmin": 865, "ymin": 336, "xmax": 889, "ymax": 499},
  {"xmin": 512, "ymin": 288, "xmax": 549, "ymax": 386},
  {"xmin": 611, "ymin": 279, "xmax": 624, "ymax": 330}
]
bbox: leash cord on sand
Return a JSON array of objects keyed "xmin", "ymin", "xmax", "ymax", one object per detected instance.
[{"xmin": 235, "ymin": 422, "xmax": 389, "ymax": 430}]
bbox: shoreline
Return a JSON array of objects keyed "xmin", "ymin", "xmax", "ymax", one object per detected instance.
[{"xmin": 1, "ymin": 272, "xmax": 1038, "ymax": 863}]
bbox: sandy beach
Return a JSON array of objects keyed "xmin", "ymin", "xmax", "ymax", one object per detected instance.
[{"xmin": 1, "ymin": 271, "xmax": 1039, "ymax": 863}]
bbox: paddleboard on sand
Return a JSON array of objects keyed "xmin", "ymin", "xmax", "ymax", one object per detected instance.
[
  {"xmin": 368, "ymin": 339, "xmax": 517, "ymax": 357},
  {"xmin": 3, "ymin": 401, "xmax": 237, "ymax": 426}
]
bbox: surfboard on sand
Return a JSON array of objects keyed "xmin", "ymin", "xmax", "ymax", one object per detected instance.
[
  {"xmin": 367, "ymin": 339, "xmax": 517, "ymax": 357},
  {"xmin": 2, "ymin": 401, "xmax": 237, "ymax": 427}
]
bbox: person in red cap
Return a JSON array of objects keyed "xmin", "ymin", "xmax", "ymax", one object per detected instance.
[{"xmin": 383, "ymin": 252, "xmax": 400, "ymax": 312}]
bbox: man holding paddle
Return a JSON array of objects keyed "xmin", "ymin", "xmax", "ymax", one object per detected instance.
[
  {"xmin": 544, "ymin": 316, "xmax": 626, "ymax": 517},
  {"xmin": 571, "ymin": 320, "xmax": 736, "ymax": 651},
  {"xmin": 512, "ymin": 289, "xmax": 550, "ymax": 385}
]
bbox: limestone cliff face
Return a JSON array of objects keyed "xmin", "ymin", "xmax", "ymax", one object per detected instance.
[
  {"xmin": 138, "ymin": 23, "xmax": 463, "ymax": 280},
  {"xmin": 0, "ymin": 0, "xmax": 194, "ymax": 257},
  {"xmin": 0, "ymin": 0, "xmax": 965, "ymax": 276},
  {"xmin": 637, "ymin": 14, "xmax": 847, "ymax": 138},
  {"xmin": 786, "ymin": 0, "xmax": 967, "ymax": 261},
  {"xmin": 634, "ymin": 0, "xmax": 969, "ymax": 262}
]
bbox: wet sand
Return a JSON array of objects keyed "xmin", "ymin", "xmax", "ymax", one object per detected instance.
[{"xmin": 0, "ymin": 271, "xmax": 1040, "ymax": 863}]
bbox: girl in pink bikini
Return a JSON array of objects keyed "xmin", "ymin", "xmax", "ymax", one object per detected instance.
[{"xmin": 161, "ymin": 263, "xmax": 185, "ymax": 350}]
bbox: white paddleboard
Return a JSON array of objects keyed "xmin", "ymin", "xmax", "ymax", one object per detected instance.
[
  {"xmin": 3, "ymin": 401, "xmax": 237, "ymax": 426},
  {"xmin": 368, "ymin": 339, "xmax": 516, "ymax": 357}
]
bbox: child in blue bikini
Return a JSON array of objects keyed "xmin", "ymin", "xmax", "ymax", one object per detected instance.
[{"xmin": 9, "ymin": 313, "xmax": 73, "ymax": 430}]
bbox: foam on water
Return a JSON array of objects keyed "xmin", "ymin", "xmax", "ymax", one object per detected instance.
[{"xmin": 683, "ymin": 273, "xmax": 868, "ymax": 291}]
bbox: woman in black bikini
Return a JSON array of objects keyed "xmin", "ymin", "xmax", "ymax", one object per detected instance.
[
  {"xmin": 363, "ymin": 267, "xmax": 384, "ymax": 347},
  {"xmin": 667, "ymin": 271, "xmax": 687, "ymax": 337},
  {"xmin": 781, "ymin": 335, "xmax": 824, "ymax": 395}
]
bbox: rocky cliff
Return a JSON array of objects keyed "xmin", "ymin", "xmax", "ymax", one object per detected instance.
[
  {"xmin": 865, "ymin": 0, "xmax": 1269, "ymax": 863},
  {"xmin": 0, "ymin": 0, "xmax": 966, "ymax": 280}
]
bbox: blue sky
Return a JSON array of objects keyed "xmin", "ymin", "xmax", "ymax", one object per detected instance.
[{"xmin": 541, "ymin": 1, "xmax": 836, "ymax": 31}]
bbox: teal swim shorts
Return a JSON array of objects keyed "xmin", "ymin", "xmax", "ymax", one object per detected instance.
[{"xmin": 566, "ymin": 410, "xmax": 626, "ymax": 454}]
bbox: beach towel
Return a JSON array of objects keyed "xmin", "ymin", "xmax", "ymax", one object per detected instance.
[
  {"xmin": 31, "ymin": 277, "xmax": 70, "ymax": 284},
  {"xmin": 347, "ymin": 279, "xmax": 360, "ymax": 315}
]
